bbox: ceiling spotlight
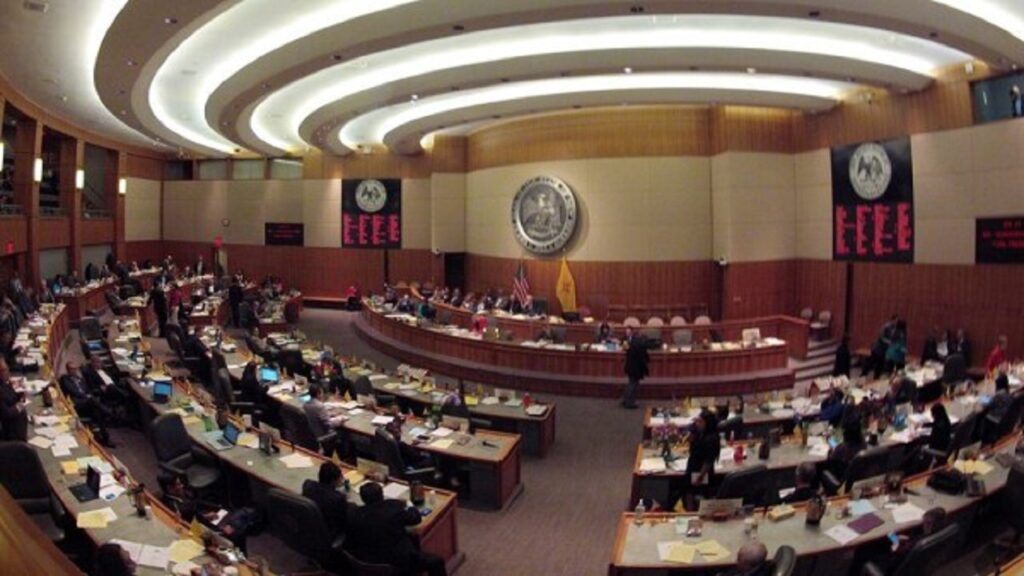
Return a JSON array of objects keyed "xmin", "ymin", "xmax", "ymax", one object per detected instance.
[
  {"xmin": 127, "ymin": 59, "xmax": 137, "ymax": 67},
  {"xmin": 164, "ymin": 16, "xmax": 178, "ymax": 24},
  {"xmin": 746, "ymin": 67, "xmax": 757, "ymax": 74},
  {"xmin": 623, "ymin": 67, "xmax": 633, "ymax": 74}
]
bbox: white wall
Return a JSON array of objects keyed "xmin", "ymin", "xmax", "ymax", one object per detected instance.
[
  {"xmin": 711, "ymin": 152, "xmax": 796, "ymax": 263},
  {"xmin": 124, "ymin": 177, "xmax": 161, "ymax": 241}
]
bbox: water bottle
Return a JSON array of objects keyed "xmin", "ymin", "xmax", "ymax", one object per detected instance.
[{"xmin": 633, "ymin": 500, "xmax": 646, "ymax": 526}]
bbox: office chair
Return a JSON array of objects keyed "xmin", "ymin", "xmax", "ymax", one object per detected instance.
[
  {"xmin": 861, "ymin": 524, "xmax": 960, "ymax": 576},
  {"xmin": 823, "ymin": 445, "xmax": 891, "ymax": 495},
  {"xmin": 716, "ymin": 464, "xmax": 771, "ymax": 507},
  {"xmin": 669, "ymin": 316, "xmax": 687, "ymax": 327},
  {"xmin": 921, "ymin": 411, "xmax": 979, "ymax": 467},
  {"xmin": 265, "ymin": 488, "xmax": 346, "ymax": 572},
  {"xmin": 353, "ymin": 375, "xmax": 374, "ymax": 398},
  {"xmin": 992, "ymin": 464, "xmax": 1024, "ymax": 564},
  {"xmin": 211, "ymin": 367, "xmax": 258, "ymax": 418},
  {"xmin": 718, "ymin": 415, "xmax": 744, "ymax": 440},
  {"xmin": 342, "ymin": 550, "xmax": 395, "ymax": 576},
  {"xmin": 551, "ymin": 326, "xmax": 567, "ymax": 344},
  {"xmin": 279, "ymin": 404, "xmax": 322, "ymax": 452},
  {"xmin": 673, "ymin": 329, "xmax": 693, "ymax": 347},
  {"xmin": 149, "ymin": 413, "xmax": 222, "ymax": 494},
  {"xmin": 941, "ymin": 354, "xmax": 967, "ymax": 390},
  {"xmin": 244, "ymin": 332, "xmax": 276, "ymax": 362},
  {"xmin": 79, "ymin": 315, "xmax": 110, "ymax": 359},
  {"xmin": 983, "ymin": 395, "xmax": 1024, "ymax": 446},
  {"xmin": 772, "ymin": 545, "xmax": 796, "ymax": 576},
  {"xmin": 0, "ymin": 442, "xmax": 66, "ymax": 542},
  {"xmin": 373, "ymin": 428, "xmax": 437, "ymax": 484}
]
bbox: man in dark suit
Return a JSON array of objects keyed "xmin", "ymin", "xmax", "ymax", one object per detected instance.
[
  {"xmin": 348, "ymin": 482, "xmax": 447, "ymax": 576},
  {"xmin": 60, "ymin": 361, "xmax": 114, "ymax": 447},
  {"xmin": 229, "ymin": 278, "xmax": 244, "ymax": 328},
  {"xmin": 301, "ymin": 462, "xmax": 350, "ymax": 539},
  {"xmin": 150, "ymin": 283, "xmax": 168, "ymax": 338},
  {"xmin": 782, "ymin": 462, "xmax": 819, "ymax": 504},
  {"xmin": 0, "ymin": 359, "xmax": 27, "ymax": 441},
  {"xmin": 82, "ymin": 355, "xmax": 130, "ymax": 424},
  {"xmin": 621, "ymin": 329, "xmax": 649, "ymax": 409}
]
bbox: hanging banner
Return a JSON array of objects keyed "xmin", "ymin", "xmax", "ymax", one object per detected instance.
[
  {"xmin": 831, "ymin": 137, "xmax": 914, "ymax": 262},
  {"xmin": 342, "ymin": 178, "xmax": 402, "ymax": 248}
]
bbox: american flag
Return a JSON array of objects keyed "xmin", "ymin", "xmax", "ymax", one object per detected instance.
[{"xmin": 512, "ymin": 261, "xmax": 530, "ymax": 305}]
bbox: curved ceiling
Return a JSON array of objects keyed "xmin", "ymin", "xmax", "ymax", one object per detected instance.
[{"xmin": 4, "ymin": 1, "xmax": 1024, "ymax": 157}]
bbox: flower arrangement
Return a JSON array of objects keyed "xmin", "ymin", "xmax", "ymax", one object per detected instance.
[{"xmin": 653, "ymin": 424, "xmax": 684, "ymax": 461}]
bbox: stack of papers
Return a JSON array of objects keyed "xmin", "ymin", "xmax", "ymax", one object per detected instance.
[
  {"xmin": 371, "ymin": 415, "xmax": 395, "ymax": 426},
  {"xmin": 953, "ymin": 459, "xmax": 994, "ymax": 475},
  {"xmin": 430, "ymin": 427, "xmax": 453, "ymax": 438},
  {"xmin": 657, "ymin": 541, "xmax": 696, "ymax": 564},
  {"xmin": 279, "ymin": 452, "xmax": 314, "ymax": 469},
  {"xmin": 825, "ymin": 523, "xmax": 860, "ymax": 545},
  {"xmin": 891, "ymin": 502, "xmax": 926, "ymax": 524},
  {"xmin": 431, "ymin": 439, "xmax": 455, "ymax": 450},
  {"xmin": 167, "ymin": 539, "xmax": 205, "ymax": 564},
  {"xmin": 383, "ymin": 482, "xmax": 410, "ymax": 501},
  {"xmin": 639, "ymin": 457, "xmax": 667, "ymax": 473},
  {"xmin": 694, "ymin": 540, "xmax": 731, "ymax": 561},
  {"xmin": 77, "ymin": 507, "xmax": 117, "ymax": 528}
]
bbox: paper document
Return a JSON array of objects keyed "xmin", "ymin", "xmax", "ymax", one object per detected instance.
[
  {"xmin": 431, "ymin": 439, "xmax": 454, "ymax": 450},
  {"xmin": 28, "ymin": 436, "xmax": 53, "ymax": 449},
  {"xmin": 657, "ymin": 541, "xmax": 696, "ymax": 564},
  {"xmin": 61, "ymin": 460, "xmax": 81, "ymax": 475},
  {"xmin": 825, "ymin": 524, "xmax": 859, "ymax": 545},
  {"xmin": 694, "ymin": 539, "xmax": 730, "ymax": 561},
  {"xmin": 371, "ymin": 415, "xmax": 395, "ymax": 426},
  {"xmin": 279, "ymin": 452, "xmax": 314, "ymax": 469},
  {"xmin": 383, "ymin": 482, "xmax": 410, "ymax": 501},
  {"xmin": 953, "ymin": 459, "xmax": 994, "ymax": 475},
  {"xmin": 168, "ymin": 539, "xmax": 205, "ymax": 564},
  {"xmin": 430, "ymin": 427, "xmax": 453, "ymax": 438},
  {"xmin": 639, "ymin": 457, "xmax": 667, "ymax": 473},
  {"xmin": 77, "ymin": 507, "xmax": 117, "ymax": 528},
  {"xmin": 891, "ymin": 502, "xmax": 926, "ymax": 524},
  {"xmin": 849, "ymin": 499, "xmax": 877, "ymax": 517},
  {"xmin": 137, "ymin": 545, "xmax": 171, "ymax": 569}
]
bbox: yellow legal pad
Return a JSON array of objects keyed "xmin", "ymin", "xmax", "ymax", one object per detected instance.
[
  {"xmin": 168, "ymin": 539, "xmax": 205, "ymax": 564},
  {"xmin": 953, "ymin": 460, "xmax": 994, "ymax": 476},
  {"xmin": 77, "ymin": 508, "xmax": 116, "ymax": 529},
  {"xmin": 60, "ymin": 460, "xmax": 81, "ymax": 475},
  {"xmin": 666, "ymin": 543, "xmax": 697, "ymax": 564},
  {"xmin": 695, "ymin": 539, "xmax": 731, "ymax": 561}
]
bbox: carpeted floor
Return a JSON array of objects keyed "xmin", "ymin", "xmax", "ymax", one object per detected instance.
[{"xmin": 79, "ymin": 309, "xmax": 1013, "ymax": 576}]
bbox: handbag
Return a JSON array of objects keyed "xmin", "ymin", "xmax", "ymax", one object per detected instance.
[{"xmin": 927, "ymin": 467, "xmax": 966, "ymax": 494}]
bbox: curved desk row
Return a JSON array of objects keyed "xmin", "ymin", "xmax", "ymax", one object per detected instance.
[
  {"xmin": 411, "ymin": 291, "xmax": 811, "ymax": 361},
  {"xmin": 110, "ymin": 321, "xmax": 464, "ymax": 570},
  {"xmin": 357, "ymin": 307, "xmax": 794, "ymax": 398},
  {"xmin": 612, "ymin": 433, "xmax": 1022, "ymax": 575}
]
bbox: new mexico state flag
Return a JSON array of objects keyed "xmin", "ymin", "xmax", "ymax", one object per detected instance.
[{"xmin": 556, "ymin": 256, "xmax": 577, "ymax": 313}]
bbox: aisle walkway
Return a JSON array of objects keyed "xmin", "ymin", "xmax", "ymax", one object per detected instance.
[{"xmin": 298, "ymin": 309, "xmax": 643, "ymax": 576}]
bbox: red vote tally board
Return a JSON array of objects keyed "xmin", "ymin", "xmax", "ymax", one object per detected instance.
[
  {"xmin": 977, "ymin": 216, "xmax": 1024, "ymax": 263},
  {"xmin": 342, "ymin": 213, "xmax": 401, "ymax": 247},
  {"xmin": 835, "ymin": 202, "xmax": 913, "ymax": 260}
]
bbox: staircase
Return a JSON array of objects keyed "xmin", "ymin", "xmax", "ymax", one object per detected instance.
[{"xmin": 790, "ymin": 338, "xmax": 839, "ymax": 393}]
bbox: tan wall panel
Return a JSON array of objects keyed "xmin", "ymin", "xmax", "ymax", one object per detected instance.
[
  {"xmin": 430, "ymin": 173, "xmax": 466, "ymax": 252},
  {"xmin": 711, "ymin": 152, "xmax": 796, "ymax": 262},
  {"xmin": 401, "ymin": 178, "xmax": 431, "ymax": 250},
  {"xmin": 124, "ymin": 177, "xmax": 161, "ymax": 242},
  {"xmin": 465, "ymin": 157, "xmax": 710, "ymax": 261}
]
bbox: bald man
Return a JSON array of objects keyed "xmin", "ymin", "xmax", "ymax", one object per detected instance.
[{"xmin": 721, "ymin": 540, "xmax": 769, "ymax": 576}]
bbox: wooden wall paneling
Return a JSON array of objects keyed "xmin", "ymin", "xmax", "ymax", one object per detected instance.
[
  {"xmin": 849, "ymin": 262, "xmax": 1024, "ymax": 368},
  {"xmin": 80, "ymin": 219, "xmax": 115, "ymax": 246},
  {"xmin": 322, "ymin": 152, "xmax": 433, "ymax": 180},
  {"xmin": 37, "ymin": 218, "xmax": 70, "ymax": 249},
  {"xmin": 123, "ymin": 240, "xmax": 164, "ymax": 265},
  {"xmin": 463, "ymin": 254, "xmax": 714, "ymax": 318},
  {"xmin": 794, "ymin": 259, "xmax": 848, "ymax": 338},
  {"xmin": 710, "ymin": 106, "xmax": 796, "ymax": 155},
  {"xmin": 720, "ymin": 260, "xmax": 797, "ymax": 320},
  {"xmin": 466, "ymin": 106, "xmax": 711, "ymax": 171},
  {"xmin": 0, "ymin": 217, "xmax": 28, "ymax": 254},
  {"xmin": 431, "ymin": 135, "xmax": 467, "ymax": 173},
  {"xmin": 387, "ymin": 249, "xmax": 439, "ymax": 286},
  {"xmin": 125, "ymin": 154, "xmax": 165, "ymax": 180},
  {"xmin": 792, "ymin": 79, "xmax": 973, "ymax": 152}
]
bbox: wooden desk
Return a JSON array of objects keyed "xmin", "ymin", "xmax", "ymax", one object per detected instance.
[
  {"xmin": 57, "ymin": 279, "xmax": 117, "ymax": 323},
  {"xmin": 126, "ymin": 376, "xmax": 464, "ymax": 571},
  {"xmin": 0, "ymin": 486, "xmax": 82, "ymax": 576},
  {"xmin": 611, "ymin": 434, "xmax": 1022, "ymax": 575},
  {"xmin": 358, "ymin": 306, "xmax": 795, "ymax": 398}
]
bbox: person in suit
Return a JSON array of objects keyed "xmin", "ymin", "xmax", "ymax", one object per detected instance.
[
  {"xmin": 229, "ymin": 278, "xmax": 244, "ymax": 328},
  {"xmin": 348, "ymin": 482, "xmax": 447, "ymax": 576},
  {"xmin": 921, "ymin": 326, "xmax": 942, "ymax": 365},
  {"xmin": 150, "ymin": 283, "xmax": 168, "ymax": 338},
  {"xmin": 782, "ymin": 462, "xmax": 819, "ymax": 504},
  {"xmin": 60, "ymin": 361, "xmax": 114, "ymax": 447},
  {"xmin": 621, "ymin": 329, "xmax": 649, "ymax": 409},
  {"xmin": 926, "ymin": 403, "xmax": 952, "ymax": 454},
  {"xmin": 828, "ymin": 419, "xmax": 866, "ymax": 480},
  {"xmin": 195, "ymin": 255, "xmax": 205, "ymax": 277},
  {"xmin": 884, "ymin": 321, "xmax": 908, "ymax": 375},
  {"xmin": 301, "ymin": 462, "xmax": 350, "ymax": 538},
  {"xmin": 0, "ymin": 359, "xmax": 27, "ymax": 441},
  {"xmin": 833, "ymin": 334, "xmax": 851, "ymax": 376},
  {"xmin": 951, "ymin": 329, "xmax": 972, "ymax": 367},
  {"xmin": 82, "ymin": 354, "xmax": 129, "ymax": 415},
  {"xmin": 303, "ymin": 384, "xmax": 343, "ymax": 456},
  {"xmin": 594, "ymin": 320, "xmax": 614, "ymax": 344},
  {"xmin": 986, "ymin": 373, "xmax": 1014, "ymax": 423}
]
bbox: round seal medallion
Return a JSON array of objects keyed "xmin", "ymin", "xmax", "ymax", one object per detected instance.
[
  {"xmin": 848, "ymin": 142, "xmax": 892, "ymax": 201},
  {"xmin": 355, "ymin": 179, "xmax": 388, "ymax": 213},
  {"xmin": 511, "ymin": 176, "xmax": 577, "ymax": 254}
]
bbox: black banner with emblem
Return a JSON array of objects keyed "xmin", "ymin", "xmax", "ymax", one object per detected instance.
[
  {"xmin": 342, "ymin": 178, "xmax": 402, "ymax": 248},
  {"xmin": 831, "ymin": 136, "xmax": 914, "ymax": 263}
]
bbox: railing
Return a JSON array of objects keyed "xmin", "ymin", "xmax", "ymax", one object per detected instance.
[
  {"xmin": 39, "ymin": 206, "xmax": 67, "ymax": 217},
  {"xmin": 0, "ymin": 203, "xmax": 24, "ymax": 216},
  {"xmin": 82, "ymin": 209, "xmax": 113, "ymax": 219}
]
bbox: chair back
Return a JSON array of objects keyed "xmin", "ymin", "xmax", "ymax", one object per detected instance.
[
  {"xmin": 0, "ymin": 442, "xmax": 51, "ymax": 504},
  {"xmin": 997, "ymin": 395, "xmax": 1024, "ymax": 439},
  {"xmin": 167, "ymin": 332, "xmax": 185, "ymax": 359},
  {"xmin": 669, "ymin": 316, "xmax": 687, "ymax": 327},
  {"xmin": 716, "ymin": 464, "xmax": 770, "ymax": 507},
  {"xmin": 817, "ymin": 310, "xmax": 832, "ymax": 324},
  {"xmin": 343, "ymin": 550, "xmax": 395, "ymax": 576},
  {"xmin": 265, "ymin": 488, "xmax": 334, "ymax": 565},
  {"xmin": 1005, "ymin": 464, "xmax": 1024, "ymax": 534},
  {"xmin": 892, "ymin": 523, "xmax": 961, "ymax": 576},
  {"xmin": 150, "ymin": 413, "xmax": 192, "ymax": 465},
  {"xmin": 694, "ymin": 315, "xmax": 712, "ymax": 325},
  {"xmin": 279, "ymin": 405, "xmax": 319, "ymax": 451},
  {"xmin": 623, "ymin": 316, "xmax": 641, "ymax": 327},
  {"xmin": 212, "ymin": 367, "xmax": 234, "ymax": 409},
  {"xmin": 646, "ymin": 317, "xmax": 664, "ymax": 327},
  {"xmin": 942, "ymin": 354, "xmax": 967, "ymax": 385},
  {"xmin": 843, "ymin": 445, "xmax": 892, "ymax": 492},
  {"xmin": 353, "ymin": 375, "xmax": 374, "ymax": 397},
  {"xmin": 673, "ymin": 330, "xmax": 693, "ymax": 346},
  {"xmin": 372, "ymin": 428, "xmax": 406, "ymax": 479},
  {"xmin": 772, "ymin": 545, "xmax": 796, "ymax": 576},
  {"xmin": 164, "ymin": 323, "xmax": 185, "ymax": 345},
  {"xmin": 641, "ymin": 328, "xmax": 661, "ymax": 342},
  {"xmin": 80, "ymin": 316, "xmax": 103, "ymax": 341},
  {"xmin": 799, "ymin": 307, "xmax": 813, "ymax": 321},
  {"xmin": 949, "ymin": 411, "xmax": 979, "ymax": 458}
]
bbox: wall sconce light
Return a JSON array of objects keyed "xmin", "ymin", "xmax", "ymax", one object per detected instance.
[
  {"xmin": 0, "ymin": 142, "xmax": 5, "ymax": 164},
  {"xmin": 75, "ymin": 169, "xmax": 85, "ymax": 190},
  {"xmin": 118, "ymin": 177, "xmax": 127, "ymax": 195},
  {"xmin": 33, "ymin": 157, "xmax": 43, "ymax": 182}
]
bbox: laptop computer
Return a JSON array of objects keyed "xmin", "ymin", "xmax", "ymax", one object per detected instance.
[
  {"xmin": 69, "ymin": 464, "xmax": 102, "ymax": 503},
  {"xmin": 204, "ymin": 421, "xmax": 241, "ymax": 451},
  {"xmin": 259, "ymin": 366, "xmax": 280, "ymax": 384},
  {"xmin": 152, "ymin": 380, "xmax": 173, "ymax": 404}
]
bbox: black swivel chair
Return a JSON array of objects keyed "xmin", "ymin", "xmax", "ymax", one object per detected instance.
[
  {"xmin": 993, "ymin": 464, "xmax": 1024, "ymax": 564},
  {"xmin": 984, "ymin": 395, "xmax": 1024, "ymax": 446},
  {"xmin": 279, "ymin": 404, "xmax": 321, "ymax": 452},
  {"xmin": 772, "ymin": 545, "xmax": 796, "ymax": 576},
  {"xmin": 166, "ymin": 332, "xmax": 202, "ymax": 378},
  {"xmin": 211, "ymin": 367, "xmax": 259, "ymax": 423},
  {"xmin": 372, "ymin": 428, "xmax": 436, "ymax": 484},
  {"xmin": 149, "ymin": 413, "xmax": 222, "ymax": 495},
  {"xmin": 716, "ymin": 464, "xmax": 772, "ymax": 507},
  {"xmin": 921, "ymin": 411, "xmax": 979, "ymax": 467},
  {"xmin": 0, "ymin": 442, "xmax": 66, "ymax": 542},
  {"xmin": 79, "ymin": 316, "xmax": 110, "ymax": 359},
  {"xmin": 823, "ymin": 445, "xmax": 892, "ymax": 495},
  {"xmin": 342, "ymin": 550, "xmax": 395, "ymax": 576},
  {"xmin": 942, "ymin": 354, "xmax": 967, "ymax": 390},
  {"xmin": 265, "ymin": 488, "xmax": 345, "ymax": 572},
  {"xmin": 862, "ymin": 524, "xmax": 961, "ymax": 576},
  {"xmin": 718, "ymin": 415, "xmax": 744, "ymax": 440}
]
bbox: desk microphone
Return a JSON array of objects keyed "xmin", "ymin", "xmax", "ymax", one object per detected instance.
[{"xmin": 482, "ymin": 440, "xmax": 498, "ymax": 448}]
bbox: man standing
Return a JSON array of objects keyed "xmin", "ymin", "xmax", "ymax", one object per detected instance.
[
  {"xmin": 621, "ymin": 328, "xmax": 649, "ymax": 409},
  {"xmin": 229, "ymin": 278, "xmax": 244, "ymax": 328}
]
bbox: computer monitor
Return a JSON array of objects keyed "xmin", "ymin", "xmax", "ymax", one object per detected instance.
[
  {"xmin": 153, "ymin": 381, "xmax": 173, "ymax": 403},
  {"xmin": 223, "ymin": 421, "xmax": 241, "ymax": 445},
  {"xmin": 259, "ymin": 366, "xmax": 280, "ymax": 383}
]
